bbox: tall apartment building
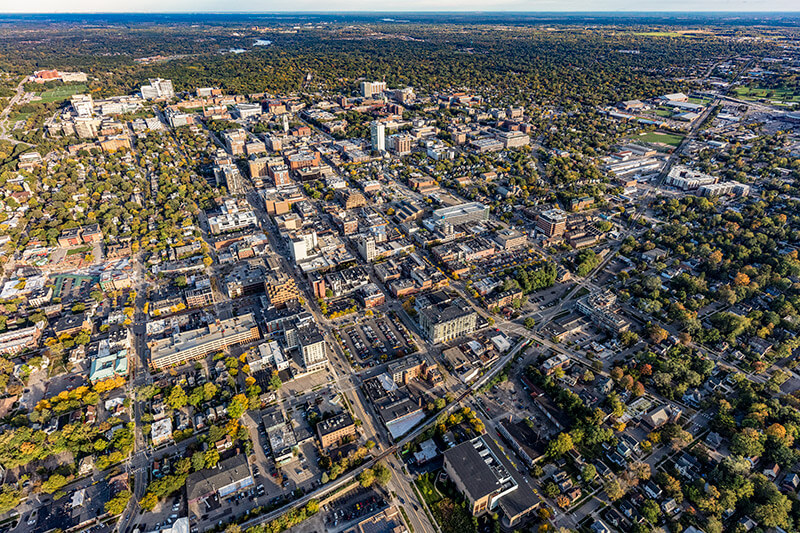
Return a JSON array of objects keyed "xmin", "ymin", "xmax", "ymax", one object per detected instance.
[
  {"xmin": 357, "ymin": 236, "xmax": 377, "ymax": 262},
  {"xmin": 249, "ymin": 157, "xmax": 268, "ymax": 179},
  {"xmin": 387, "ymin": 133, "xmax": 414, "ymax": 155},
  {"xmin": 268, "ymin": 164, "xmax": 292, "ymax": 187},
  {"xmin": 140, "ymin": 78, "xmax": 175, "ymax": 100},
  {"xmin": 225, "ymin": 263, "xmax": 266, "ymax": 298},
  {"xmin": 370, "ymin": 121, "xmax": 386, "ymax": 152},
  {"xmin": 298, "ymin": 323, "xmax": 327, "ymax": 371},
  {"xmin": 185, "ymin": 277, "xmax": 214, "ymax": 308},
  {"xmin": 215, "ymin": 164, "xmax": 245, "ymax": 195},
  {"xmin": 71, "ymin": 94, "xmax": 93, "ymax": 118},
  {"xmin": 360, "ymin": 80, "xmax": 387, "ymax": 98},
  {"xmin": 223, "ymin": 129, "xmax": 248, "ymax": 156},
  {"xmin": 536, "ymin": 209, "xmax": 567, "ymax": 237},
  {"xmin": 149, "ymin": 314, "xmax": 260, "ymax": 369},
  {"xmin": 288, "ymin": 230, "xmax": 318, "ymax": 263}
]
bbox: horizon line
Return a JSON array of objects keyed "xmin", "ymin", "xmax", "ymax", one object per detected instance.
[{"xmin": 3, "ymin": 10, "xmax": 800, "ymax": 14}]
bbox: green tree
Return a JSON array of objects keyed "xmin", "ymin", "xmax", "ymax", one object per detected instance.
[
  {"xmin": 0, "ymin": 485, "xmax": 21, "ymax": 514},
  {"xmin": 104, "ymin": 490, "xmax": 132, "ymax": 515},
  {"xmin": 373, "ymin": 463, "xmax": 392, "ymax": 486},
  {"xmin": 227, "ymin": 394, "xmax": 249, "ymax": 419},
  {"xmin": 358, "ymin": 468, "xmax": 375, "ymax": 488},
  {"xmin": 202, "ymin": 382, "xmax": 218, "ymax": 401},
  {"xmin": 40, "ymin": 473, "xmax": 69, "ymax": 494},
  {"xmin": 167, "ymin": 385, "xmax": 188, "ymax": 410},
  {"xmin": 191, "ymin": 451, "xmax": 206, "ymax": 472},
  {"xmin": 204, "ymin": 448, "xmax": 220, "ymax": 468},
  {"xmin": 269, "ymin": 371, "xmax": 282, "ymax": 391},
  {"xmin": 546, "ymin": 432, "xmax": 574, "ymax": 458},
  {"xmin": 731, "ymin": 427, "xmax": 765, "ymax": 457}
]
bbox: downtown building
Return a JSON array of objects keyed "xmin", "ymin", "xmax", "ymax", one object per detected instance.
[{"xmin": 149, "ymin": 314, "xmax": 261, "ymax": 370}]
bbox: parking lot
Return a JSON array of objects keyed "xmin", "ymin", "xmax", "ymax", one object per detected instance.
[
  {"xmin": 324, "ymin": 488, "xmax": 389, "ymax": 531},
  {"xmin": 339, "ymin": 314, "xmax": 415, "ymax": 366}
]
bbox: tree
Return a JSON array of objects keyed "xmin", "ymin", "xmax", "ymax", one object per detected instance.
[
  {"xmin": 203, "ymin": 382, "xmax": 218, "ymax": 401},
  {"xmin": 373, "ymin": 463, "xmax": 392, "ymax": 486},
  {"xmin": 227, "ymin": 394, "xmax": 249, "ymax": 419},
  {"xmin": 731, "ymin": 427, "xmax": 765, "ymax": 457},
  {"xmin": 204, "ymin": 448, "xmax": 220, "ymax": 468},
  {"xmin": 546, "ymin": 432, "xmax": 574, "ymax": 458},
  {"xmin": 167, "ymin": 385, "xmax": 187, "ymax": 410},
  {"xmin": 640, "ymin": 499, "xmax": 659, "ymax": 524},
  {"xmin": 604, "ymin": 479, "xmax": 626, "ymax": 501},
  {"xmin": 191, "ymin": 451, "xmax": 206, "ymax": 472},
  {"xmin": 544, "ymin": 482, "xmax": 559, "ymax": 498},
  {"xmin": 582, "ymin": 464, "xmax": 596, "ymax": 482},
  {"xmin": 555, "ymin": 495, "xmax": 570, "ymax": 509},
  {"xmin": 631, "ymin": 462, "xmax": 651, "ymax": 481},
  {"xmin": 269, "ymin": 371, "xmax": 282, "ymax": 391},
  {"xmin": 358, "ymin": 468, "xmax": 375, "ymax": 488},
  {"xmin": 524, "ymin": 317, "xmax": 536, "ymax": 329},
  {"xmin": 104, "ymin": 490, "xmax": 132, "ymax": 515},
  {"xmin": 620, "ymin": 330, "xmax": 639, "ymax": 347},
  {"xmin": 754, "ymin": 492, "xmax": 792, "ymax": 529},
  {"xmin": 139, "ymin": 492, "xmax": 158, "ymax": 511},
  {"xmin": 41, "ymin": 473, "xmax": 69, "ymax": 494},
  {"xmin": 0, "ymin": 485, "xmax": 21, "ymax": 515},
  {"xmin": 647, "ymin": 324, "xmax": 668, "ymax": 344}
]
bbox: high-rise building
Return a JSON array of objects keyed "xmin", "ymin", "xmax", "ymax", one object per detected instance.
[
  {"xmin": 298, "ymin": 323, "xmax": 327, "ymax": 371},
  {"xmin": 268, "ymin": 164, "xmax": 291, "ymax": 187},
  {"xmin": 387, "ymin": 133, "xmax": 413, "ymax": 155},
  {"xmin": 370, "ymin": 121, "xmax": 385, "ymax": 152},
  {"xmin": 223, "ymin": 129, "xmax": 248, "ymax": 156},
  {"xmin": 360, "ymin": 81, "xmax": 387, "ymax": 98},
  {"xmin": 536, "ymin": 209, "xmax": 567, "ymax": 237},
  {"xmin": 71, "ymin": 94, "xmax": 93, "ymax": 118},
  {"xmin": 357, "ymin": 236, "xmax": 377, "ymax": 262},
  {"xmin": 140, "ymin": 78, "xmax": 175, "ymax": 100},
  {"xmin": 249, "ymin": 157, "xmax": 269, "ymax": 179}
]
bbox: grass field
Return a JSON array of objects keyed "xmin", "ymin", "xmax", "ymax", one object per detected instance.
[
  {"xmin": 654, "ymin": 109, "xmax": 674, "ymax": 118},
  {"xmin": 734, "ymin": 86, "xmax": 800, "ymax": 103},
  {"xmin": 9, "ymin": 112, "xmax": 32, "ymax": 123},
  {"xmin": 37, "ymin": 84, "xmax": 87, "ymax": 103},
  {"xmin": 634, "ymin": 131, "xmax": 684, "ymax": 147}
]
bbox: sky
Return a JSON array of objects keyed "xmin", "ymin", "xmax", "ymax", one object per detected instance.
[{"xmin": 5, "ymin": 0, "xmax": 800, "ymax": 14}]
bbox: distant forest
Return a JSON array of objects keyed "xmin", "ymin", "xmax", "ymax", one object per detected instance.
[{"xmin": 0, "ymin": 16, "xmax": 790, "ymax": 108}]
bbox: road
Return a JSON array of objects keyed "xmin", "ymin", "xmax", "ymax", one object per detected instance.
[{"xmin": 0, "ymin": 77, "xmax": 33, "ymax": 144}]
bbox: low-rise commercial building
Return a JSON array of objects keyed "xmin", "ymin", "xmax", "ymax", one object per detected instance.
[
  {"xmin": 187, "ymin": 454, "xmax": 254, "ymax": 503},
  {"xmin": 317, "ymin": 412, "xmax": 357, "ymax": 448}
]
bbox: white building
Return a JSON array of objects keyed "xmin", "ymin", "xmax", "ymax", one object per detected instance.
[
  {"xmin": 370, "ymin": 121, "xmax": 386, "ymax": 152},
  {"xmin": 140, "ymin": 78, "xmax": 175, "ymax": 100},
  {"xmin": 71, "ymin": 94, "xmax": 93, "ymax": 118}
]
